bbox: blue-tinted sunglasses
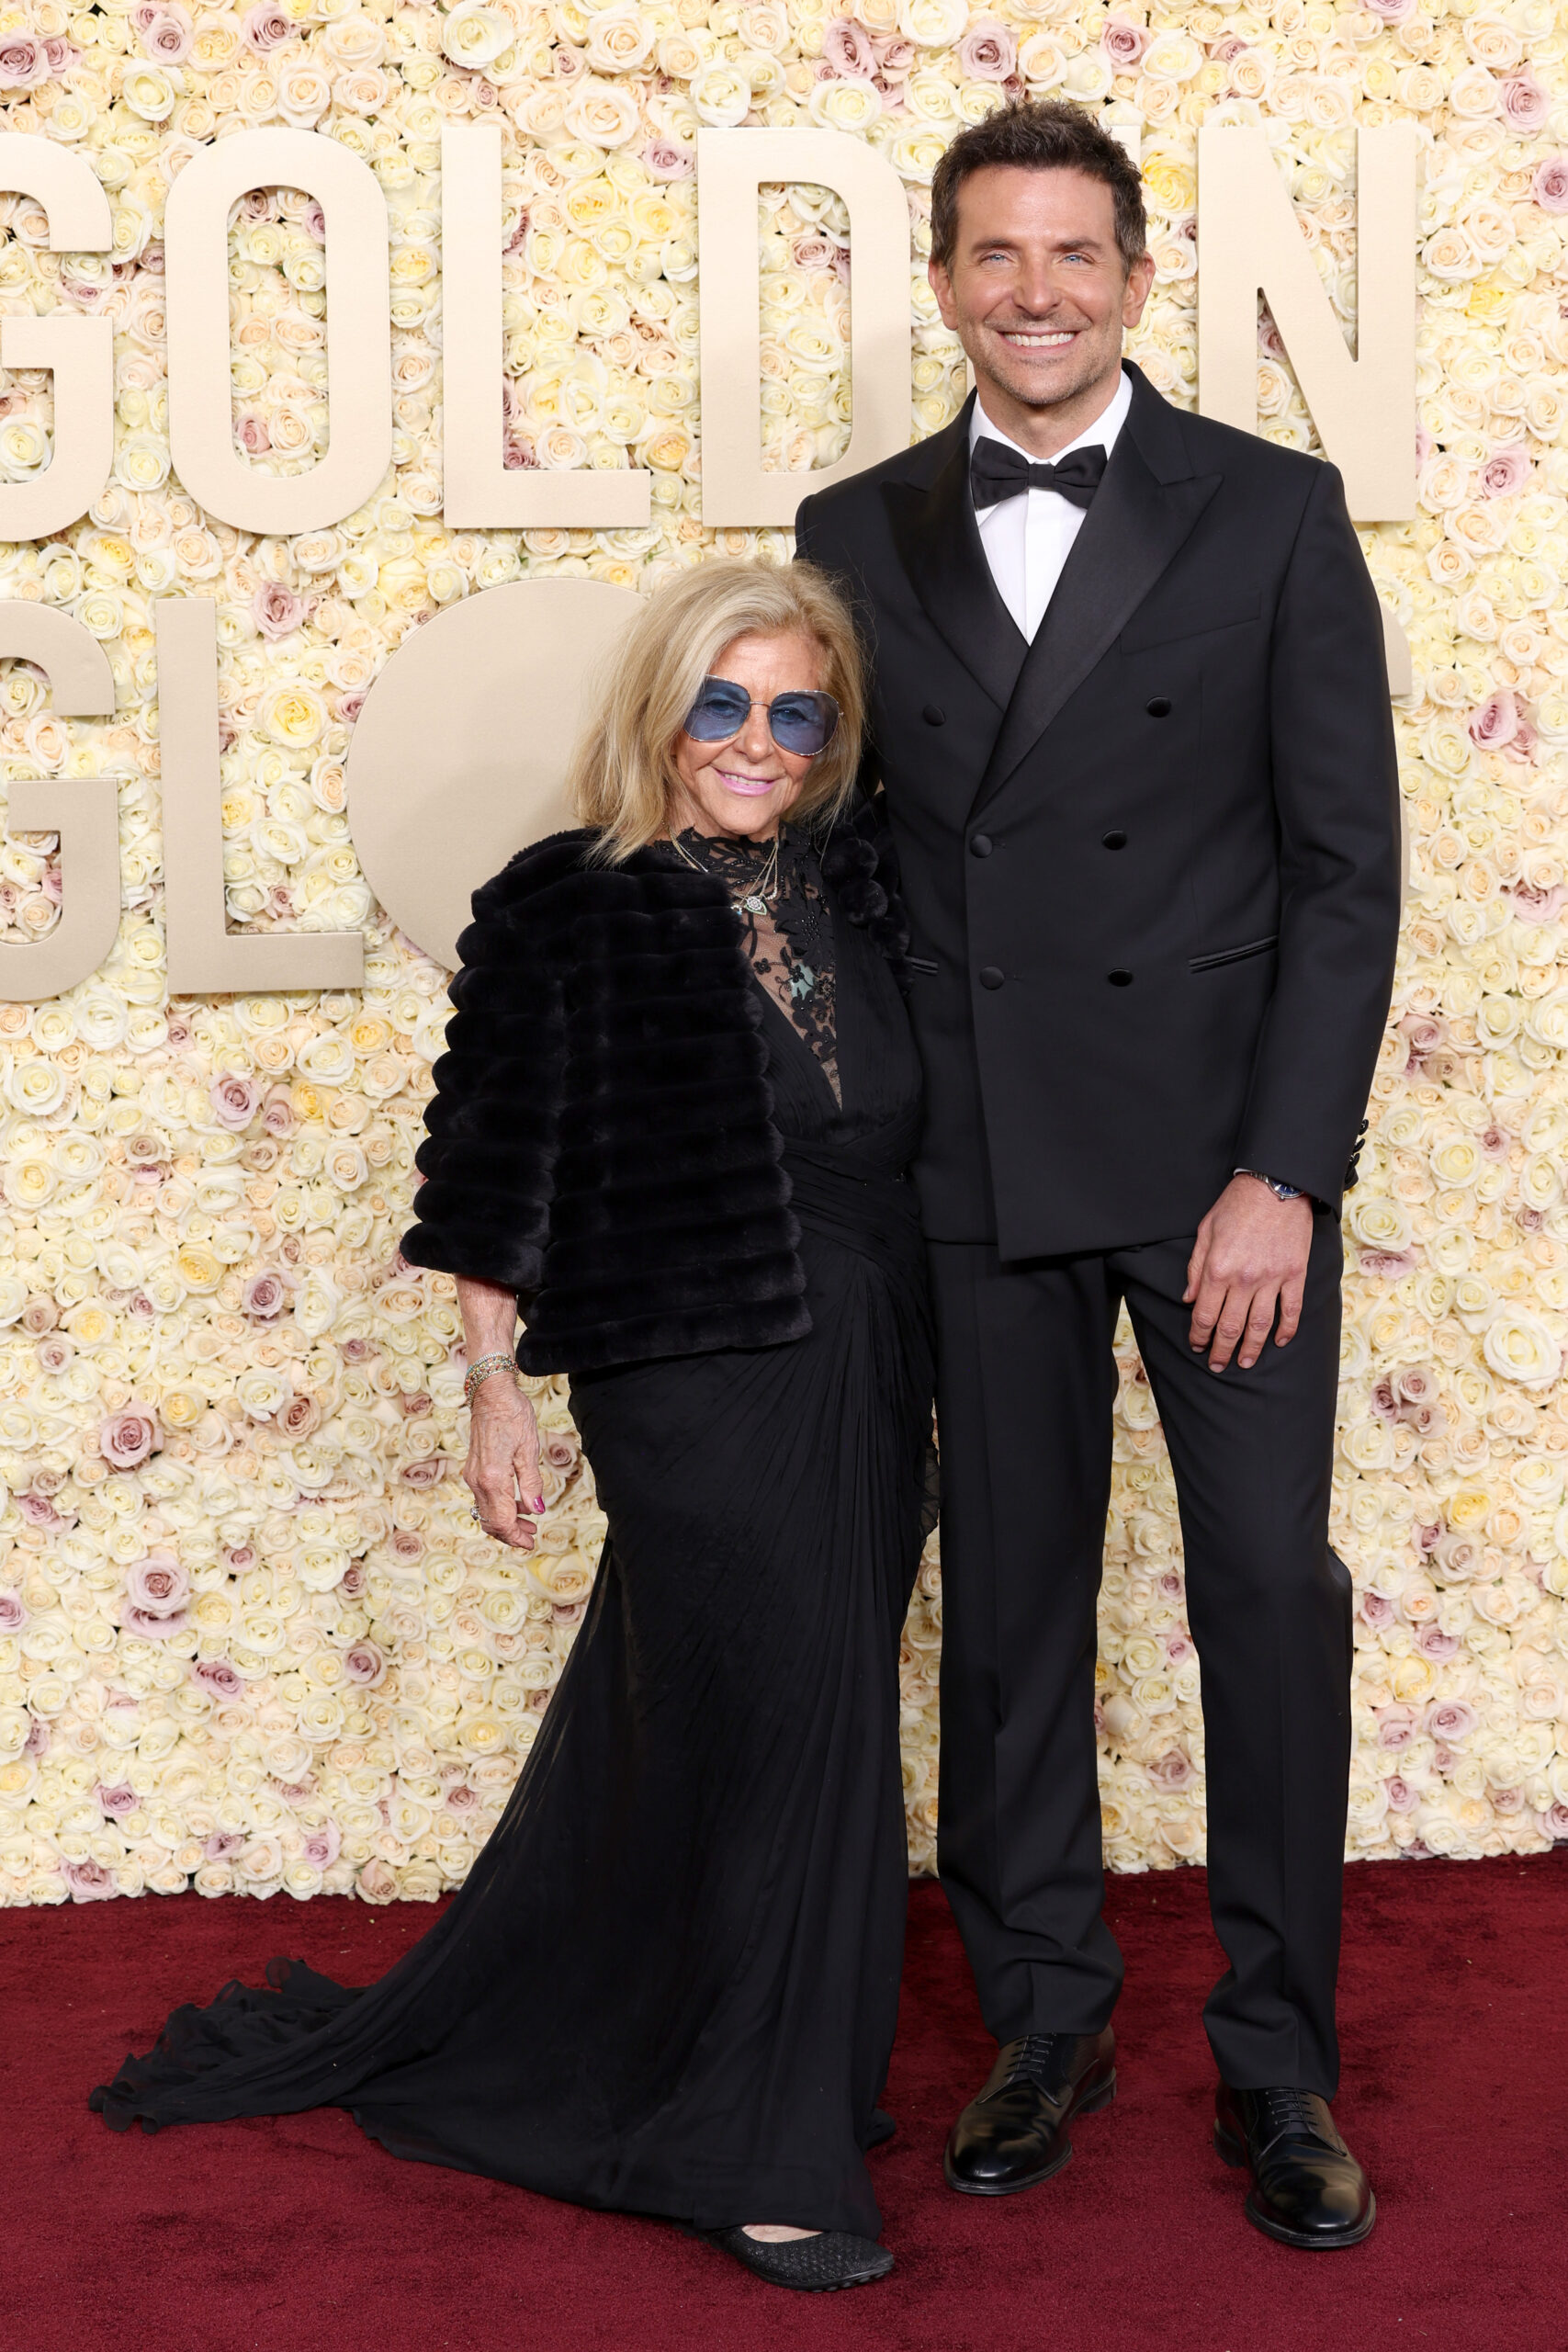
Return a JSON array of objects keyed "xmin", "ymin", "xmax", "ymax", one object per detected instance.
[{"xmin": 682, "ymin": 675, "xmax": 840, "ymax": 759}]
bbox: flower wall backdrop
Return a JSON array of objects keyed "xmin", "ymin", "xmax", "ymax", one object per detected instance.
[{"xmin": 0, "ymin": 0, "xmax": 1566, "ymax": 1906}]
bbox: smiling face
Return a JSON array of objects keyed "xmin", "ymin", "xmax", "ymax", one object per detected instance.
[
  {"xmin": 670, "ymin": 628, "xmax": 825, "ymax": 841},
  {"xmin": 929, "ymin": 164, "xmax": 1155, "ymax": 458}
]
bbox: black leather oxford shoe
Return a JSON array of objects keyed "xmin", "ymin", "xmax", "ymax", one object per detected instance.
[
  {"xmin": 944, "ymin": 2028, "xmax": 1116, "ymax": 2195},
  {"xmin": 1214, "ymin": 2083, "xmax": 1376, "ymax": 2248}
]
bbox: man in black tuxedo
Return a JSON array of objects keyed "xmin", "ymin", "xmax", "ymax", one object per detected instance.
[{"xmin": 795, "ymin": 100, "xmax": 1400, "ymax": 2249}]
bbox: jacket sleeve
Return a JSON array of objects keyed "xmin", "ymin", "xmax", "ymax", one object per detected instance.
[
  {"xmin": 400, "ymin": 876, "xmax": 567, "ymax": 1295},
  {"xmin": 1234, "ymin": 460, "xmax": 1402, "ymax": 1209}
]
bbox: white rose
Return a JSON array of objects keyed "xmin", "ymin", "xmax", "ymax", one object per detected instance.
[{"xmin": 1483, "ymin": 1307, "xmax": 1562, "ymax": 1389}]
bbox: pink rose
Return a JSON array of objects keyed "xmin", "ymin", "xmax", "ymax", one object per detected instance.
[
  {"xmin": 194, "ymin": 1659, "xmax": 244, "ymax": 1700},
  {"xmin": 823, "ymin": 17, "xmax": 878, "ymax": 77},
  {"xmin": 641, "ymin": 138, "xmax": 694, "ymax": 181},
  {"xmin": 1416, "ymin": 1623, "xmax": 1460, "ymax": 1662},
  {"xmin": 400, "ymin": 1457, "xmax": 446, "ymax": 1486},
  {"xmin": 43, "ymin": 35, "xmax": 75, "ymax": 73},
  {"xmin": 252, "ymin": 580, "xmax": 308, "ymax": 639},
  {"xmin": 36, "ymin": 1334, "xmax": 73, "ymax": 1374},
  {"xmin": 1501, "ymin": 70, "xmax": 1550, "ymax": 130},
  {"xmin": 1393, "ymin": 1363, "xmax": 1437, "ymax": 1407},
  {"xmin": 1102, "ymin": 17, "xmax": 1150, "ymax": 64},
  {"xmin": 1425, "ymin": 1698, "xmax": 1477, "ymax": 1742},
  {"xmin": 392, "ymin": 1529, "xmax": 424, "ymax": 1561},
  {"xmin": 204, "ymin": 1831, "xmax": 244, "ymax": 1859},
  {"xmin": 957, "ymin": 18, "xmax": 1016, "ymax": 78},
  {"xmin": 543, "ymin": 1432, "xmax": 579, "ymax": 1471},
  {"xmin": 125, "ymin": 1550, "xmax": 189, "ymax": 1639},
  {"xmin": 129, "ymin": 1552, "xmax": 189, "ymax": 1616},
  {"xmin": 1510, "ymin": 882, "xmax": 1566, "ymax": 924},
  {"xmin": 96, "ymin": 1781, "xmax": 140, "ymax": 1817},
  {"xmin": 99, "ymin": 1403, "xmax": 161, "ymax": 1471},
  {"xmin": 278, "ymin": 1392, "xmax": 320, "ymax": 1441},
  {"xmin": 209, "ymin": 1073, "xmax": 262, "ymax": 1130},
  {"xmin": 1370, "ymin": 1376, "xmax": 1399, "ymax": 1423},
  {"xmin": 304, "ymin": 201, "xmax": 326, "ymax": 243},
  {"xmin": 343, "ymin": 1641, "xmax": 385, "ymax": 1686},
  {"xmin": 1358, "ymin": 1249, "xmax": 1416, "ymax": 1279},
  {"xmin": 1480, "ymin": 445, "xmax": 1529, "ymax": 498},
  {"xmin": 1431, "ymin": 1532, "xmax": 1482, "ymax": 1584},
  {"xmin": 1148, "ymin": 1747, "xmax": 1198, "ymax": 1790},
  {"xmin": 445, "ymin": 1783, "xmax": 480, "ymax": 1813},
  {"xmin": 1384, "ymin": 1775, "xmax": 1418, "ymax": 1815},
  {"xmin": 1359, "ymin": 0, "xmax": 1415, "ymax": 17},
  {"xmin": 243, "ymin": 1269, "xmax": 288, "ymax": 1319},
  {"xmin": 791, "ymin": 233, "xmax": 839, "ymax": 271},
  {"xmin": 236, "ymin": 414, "xmax": 272, "ymax": 456},
  {"xmin": 873, "ymin": 33, "xmax": 915, "ymax": 74},
  {"xmin": 0, "ymin": 1592, "xmax": 25, "ymax": 1632},
  {"xmin": 24, "ymin": 1718, "xmax": 50, "ymax": 1759},
  {"xmin": 1468, "ymin": 689, "xmax": 1520, "ymax": 750},
  {"xmin": 1359, "ymin": 1590, "xmax": 1396, "ymax": 1627},
  {"xmin": 263, "ymin": 1091, "xmax": 296, "ymax": 1136},
  {"xmin": 341, "ymin": 1562, "xmax": 367, "ymax": 1598},
  {"xmin": 137, "ymin": 6, "xmax": 193, "ymax": 62},
  {"xmin": 1532, "ymin": 157, "xmax": 1568, "ymax": 213},
  {"xmin": 301, "ymin": 1821, "xmax": 342, "ymax": 1869},
  {"xmin": 1480, "ymin": 1125, "xmax": 1509, "ymax": 1159},
  {"xmin": 21, "ymin": 1295, "xmax": 58, "ymax": 1336},
  {"xmin": 17, "ymin": 1491, "xmax": 72, "ymax": 1532},
  {"xmin": 0, "ymin": 32, "xmax": 45, "ymax": 86},
  {"xmin": 242, "ymin": 2, "xmax": 291, "ymax": 51},
  {"xmin": 1375, "ymin": 1705, "xmax": 1417, "ymax": 1749},
  {"xmin": 62, "ymin": 1859, "xmax": 116, "ymax": 1902}
]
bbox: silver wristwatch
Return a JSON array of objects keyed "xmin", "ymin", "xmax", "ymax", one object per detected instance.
[{"xmin": 1235, "ymin": 1168, "xmax": 1303, "ymax": 1202}]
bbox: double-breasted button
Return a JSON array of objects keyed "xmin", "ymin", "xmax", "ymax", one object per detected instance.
[
  {"xmin": 1146, "ymin": 696, "xmax": 1172, "ymax": 718},
  {"xmin": 1101, "ymin": 829, "xmax": 1128, "ymax": 851},
  {"xmin": 1108, "ymin": 968, "xmax": 1134, "ymax": 987},
  {"xmin": 969, "ymin": 832, "xmax": 993, "ymax": 858},
  {"xmin": 922, "ymin": 704, "xmax": 945, "ymax": 726},
  {"xmin": 978, "ymin": 965, "xmax": 1005, "ymax": 989}
]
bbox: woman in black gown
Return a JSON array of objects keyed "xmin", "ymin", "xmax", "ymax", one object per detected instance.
[{"xmin": 91, "ymin": 560, "xmax": 935, "ymax": 2294}]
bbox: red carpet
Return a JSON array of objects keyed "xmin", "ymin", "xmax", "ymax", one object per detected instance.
[{"xmin": 6, "ymin": 1857, "xmax": 1564, "ymax": 2352}]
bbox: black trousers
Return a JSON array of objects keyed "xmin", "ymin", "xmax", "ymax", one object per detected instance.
[{"xmin": 930, "ymin": 1218, "xmax": 1353, "ymax": 2096}]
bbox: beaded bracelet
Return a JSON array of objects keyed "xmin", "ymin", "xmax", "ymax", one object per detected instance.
[{"xmin": 463, "ymin": 1352, "xmax": 518, "ymax": 1406}]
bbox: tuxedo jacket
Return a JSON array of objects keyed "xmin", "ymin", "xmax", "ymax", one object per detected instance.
[{"xmin": 795, "ymin": 362, "xmax": 1402, "ymax": 1258}]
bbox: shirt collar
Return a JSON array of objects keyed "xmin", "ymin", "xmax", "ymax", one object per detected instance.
[{"xmin": 969, "ymin": 365, "xmax": 1133, "ymax": 469}]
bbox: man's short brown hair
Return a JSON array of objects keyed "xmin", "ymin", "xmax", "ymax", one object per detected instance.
[{"xmin": 930, "ymin": 101, "xmax": 1148, "ymax": 275}]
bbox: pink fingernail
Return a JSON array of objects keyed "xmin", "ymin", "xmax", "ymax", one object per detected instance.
[{"xmin": 532, "ymin": 1494, "xmax": 545, "ymax": 1513}]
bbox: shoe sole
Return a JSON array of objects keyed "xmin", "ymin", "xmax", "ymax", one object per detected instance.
[
  {"xmin": 1213, "ymin": 2120, "xmax": 1378, "ymax": 2250},
  {"xmin": 942, "ymin": 2070, "xmax": 1117, "ymax": 2197}
]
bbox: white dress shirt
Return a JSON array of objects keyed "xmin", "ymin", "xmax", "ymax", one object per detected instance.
[{"xmin": 969, "ymin": 368, "xmax": 1133, "ymax": 643}]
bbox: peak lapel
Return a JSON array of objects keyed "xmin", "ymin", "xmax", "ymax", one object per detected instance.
[
  {"xmin": 883, "ymin": 396, "xmax": 1027, "ymax": 715},
  {"xmin": 971, "ymin": 388, "xmax": 1222, "ymax": 819}
]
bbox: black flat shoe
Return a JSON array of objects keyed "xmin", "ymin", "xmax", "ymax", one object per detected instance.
[
  {"xmin": 701, "ymin": 2228, "xmax": 894, "ymax": 2290},
  {"xmin": 944, "ymin": 2028, "xmax": 1116, "ymax": 2195},
  {"xmin": 865, "ymin": 2108, "xmax": 896, "ymax": 2149},
  {"xmin": 1214, "ymin": 2083, "xmax": 1376, "ymax": 2249}
]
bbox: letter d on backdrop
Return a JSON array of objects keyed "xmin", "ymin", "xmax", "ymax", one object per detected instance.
[{"xmin": 698, "ymin": 128, "xmax": 910, "ymax": 526}]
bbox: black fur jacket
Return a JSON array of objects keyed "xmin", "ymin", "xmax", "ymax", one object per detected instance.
[{"xmin": 400, "ymin": 797, "xmax": 910, "ymax": 1374}]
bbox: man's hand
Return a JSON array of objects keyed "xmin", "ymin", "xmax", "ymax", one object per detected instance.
[{"xmin": 1184, "ymin": 1176, "xmax": 1314, "ymax": 1373}]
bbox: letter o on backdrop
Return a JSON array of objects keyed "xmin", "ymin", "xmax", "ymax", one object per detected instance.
[{"xmin": 344, "ymin": 579, "xmax": 643, "ymax": 970}]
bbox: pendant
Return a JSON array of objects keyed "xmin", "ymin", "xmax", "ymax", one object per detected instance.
[{"xmin": 737, "ymin": 893, "xmax": 768, "ymax": 916}]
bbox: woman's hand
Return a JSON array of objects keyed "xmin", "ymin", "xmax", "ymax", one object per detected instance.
[{"xmin": 465, "ymin": 1374, "xmax": 544, "ymax": 1549}]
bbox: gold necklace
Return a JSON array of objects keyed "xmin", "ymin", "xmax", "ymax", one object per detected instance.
[{"xmin": 671, "ymin": 825, "xmax": 781, "ymax": 918}]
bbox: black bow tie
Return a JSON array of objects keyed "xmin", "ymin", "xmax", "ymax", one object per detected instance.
[{"xmin": 971, "ymin": 438, "xmax": 1108, "ymax": 512}]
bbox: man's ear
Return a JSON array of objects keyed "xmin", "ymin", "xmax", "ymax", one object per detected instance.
[
  {"xmin": 1122, "ymin": 249, "xmax": 1156, "ymax": 330},
  {"xmin": 928, "ymin": 253, "xmax": 958, "ymax": 333}
]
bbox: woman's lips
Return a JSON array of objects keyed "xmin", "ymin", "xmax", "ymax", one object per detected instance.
[{"xmin": 717, "ymin": 772, "xmax": 777, "ymax": 797}]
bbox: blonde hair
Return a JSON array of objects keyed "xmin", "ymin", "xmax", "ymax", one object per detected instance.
[{"xmin": 569, "ymin": 558, "xmax": 866, "ymax": 860}]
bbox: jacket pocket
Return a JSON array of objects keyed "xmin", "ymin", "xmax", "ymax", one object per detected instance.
[
  {"xmin": 1189, "ymin": 934, "xmax": 1278, "ymax": 973},
  {"xmin": 905, "ymin": 955, "xmax": 940, "ymax": 976},
  {"xmin": 1120, "ymin": 591, "xmax": 1261, "ymax": 654}
]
